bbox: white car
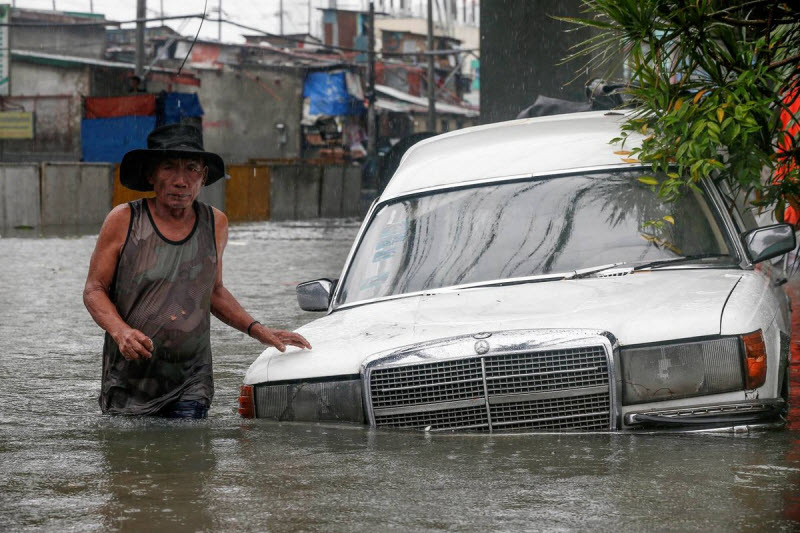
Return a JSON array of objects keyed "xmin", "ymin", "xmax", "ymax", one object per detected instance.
[{"xmin": 239, "ymin": 111, "xmax": 795, "ymax": 432}]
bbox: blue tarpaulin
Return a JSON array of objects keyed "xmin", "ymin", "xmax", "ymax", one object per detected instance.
[
  {"xmin": 161, "ymin": 92, "xmax": 204, "ymax": 125},
  {"xmin": 303, "ymin": 71, "xmax": 365, "ymax": 116},
  {"xmin": 81, "ymin": 115, "xmax": 157, "ymax": 163}
]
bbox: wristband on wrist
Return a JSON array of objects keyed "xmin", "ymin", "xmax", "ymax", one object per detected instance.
[{"xmin": 246, "ymin": 320, "xmax": 261, "ymax": 337}]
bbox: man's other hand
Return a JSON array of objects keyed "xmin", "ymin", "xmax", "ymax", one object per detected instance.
[
  {"xmin": 113, "ymin": 328, "xmax": 154, "ymax": 360},
  {"xmin": 252, "ymin": 325, "xmax": 312, "ymax": 352}
]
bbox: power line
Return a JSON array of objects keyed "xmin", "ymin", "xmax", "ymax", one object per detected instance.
[
  {"xmin": 221, "ymin": 16, "xmax": 476, "ymax": 56},
  {"xmin": 0, "ymin": 13, "xmax": 207, "ymax": 27},
  {"xmin": 2, "ymin": 12, "xmax": 477, "ymax": 56},
  {"xmin": 177, "ymin": 1, "xmax": 207, "ymax": 75}
]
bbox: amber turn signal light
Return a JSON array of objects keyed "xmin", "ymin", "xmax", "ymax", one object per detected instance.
[
  {"xmin": 238, "ymin": 384, "xmax": 255, "ymax": 418},
  {"xmin": 741, "ymin": 330, "xmax": 767, "ymax": 390}
]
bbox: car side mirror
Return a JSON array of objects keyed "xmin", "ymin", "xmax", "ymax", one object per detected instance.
[
  {"xmin": 296, "ymin": 279, "xmax": 337, "ymax": 312},
  {"xmin": 742, "ymin": 224, "xmax": 796, "ymax": 264}
]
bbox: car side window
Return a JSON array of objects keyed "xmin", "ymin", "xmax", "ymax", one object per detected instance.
[{"xmin": 716, "ymin": 179, "xmax": 759, "ymax": 232}]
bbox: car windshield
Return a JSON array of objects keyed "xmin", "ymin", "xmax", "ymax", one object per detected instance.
[{"xmin": 336, "ymin": 171, "xmax": 738, "ymax": 306}]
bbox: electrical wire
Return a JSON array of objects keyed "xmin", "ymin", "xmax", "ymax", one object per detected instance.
[
  {"xmin": 177, "ymin": 1, "xmax": 207, "ymax": 76},
  {"xmin": 1, "ymin": 13, "xmax": 477, "ymax": 56},
  {"xmin": 220, "ymin": 17, "xmax": 477, "ymax": 57},
  {"xmin": 0, "ymin": 13, "xmax": 207, "ymax": 27}
]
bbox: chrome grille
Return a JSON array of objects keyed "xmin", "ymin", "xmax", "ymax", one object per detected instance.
[
  {"xmin": 375, "ymin": 405, "xmax": 489, "ymax": 431},
  {"xmin": 368, "ymin": 345, "xmax": 612, "ymax": 433},
  {"xmin": 491, "ymin": 393, "xmax": 610, "ymax": 431},
  {"xmin": 484, "ymin": 346, "xmax": 608, "ymax": 395},
  {"xmin": 370, "ymin": 358, "xmax": 484, "ymax": 409}
]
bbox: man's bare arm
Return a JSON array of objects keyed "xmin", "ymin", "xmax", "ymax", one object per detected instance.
[
  {"xmin": 209, "ymin": 208, "xmax": 311, "ymax": 352},
  {"xmin": 83, "ymin": 204, "xmax": 154, "ymax": 360}
]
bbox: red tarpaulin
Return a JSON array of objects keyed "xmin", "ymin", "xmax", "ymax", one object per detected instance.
[
  {"xmin": 84, "ymin": 94, "xmax": 156, "ymax": 119},
  {"xmin": 775, "ymin": 87, "xmax": 800, "ymax": 225}
]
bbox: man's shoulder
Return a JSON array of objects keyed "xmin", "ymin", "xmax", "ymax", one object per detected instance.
[
  {"xmin": 96, "ymin": 202, "xmax": 134, "ymax": 248},
  {"xmin": 209, "ymin": 205, "xmax": 228, "ymax": 226},
  {"xmin": 104, "ymin": 202, "xmax": 133, "ymax": 229}
]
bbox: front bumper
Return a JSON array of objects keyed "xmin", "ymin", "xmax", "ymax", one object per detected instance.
[
  {"xmin": 246, "ymin": 328, "xmax": 787, "ymax": 434},
  {"xmin": 623, "ymin": 399, "xmax": 786, "ymax": 430}
]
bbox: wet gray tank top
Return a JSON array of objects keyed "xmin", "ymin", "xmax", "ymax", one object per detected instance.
[{"xmin": 100, "ymin": 199, "xmax": 217, "ymax": 415}]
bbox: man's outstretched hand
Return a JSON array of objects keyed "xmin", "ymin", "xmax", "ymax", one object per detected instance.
[{"xmin": 251, "ymin": 325, "xmax": 312, "ymax": 352}]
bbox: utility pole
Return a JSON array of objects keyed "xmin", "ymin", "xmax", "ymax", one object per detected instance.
[
  {"xmin": 135, "ymin": 0, "xmax": 145, "ymax": 79},
  {"xmin": 426, "ymin": 0, "xmax": 436, "ymax": 132},
  {"xmin": 218, "ymin": 0, "xmax": 222, "ymax": 41},
  {"xmin": 279, "ymin": 0, "xmax": 284, "ymax": 35},
  {"xmin": 367, "ymin": 1, "xmax": 376, "ymax": 158}
]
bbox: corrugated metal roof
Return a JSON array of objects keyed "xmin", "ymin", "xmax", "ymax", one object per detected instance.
[
  {"xmin": 375, "ymin": 97, "xmax": 417, "ymax": 113},
  {"xmin": 376, "ymin": 84, "xmax": 479, "ymax": 117},
  {"xmin": 11, "ymin": 49, "xmax": 179, "ymax": 74}
]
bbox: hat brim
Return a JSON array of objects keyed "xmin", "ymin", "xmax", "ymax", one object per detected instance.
[{"xmin": 120, "ymin": 148, "xmax": 226, "ymax": 192}]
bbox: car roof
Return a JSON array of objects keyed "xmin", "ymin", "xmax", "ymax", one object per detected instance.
[{"xmin": 380, "ymin": 110, "xmax": 645, "ymax": 201}]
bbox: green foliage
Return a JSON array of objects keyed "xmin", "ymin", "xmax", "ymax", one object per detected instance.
[{"xmin": 561, "ymin": 1, "xmax": 800, "ymax": 219}]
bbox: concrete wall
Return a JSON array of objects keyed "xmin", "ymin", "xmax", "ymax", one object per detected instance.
[
  {"xmin": 271, "ymin": 164, "xmax": 361, "ymax": 221},
  {"xmin": 195, "ymin": 66, "xmax": 305, "ymax": 164},
  {"xmin": 0, "ymin": 164, "xmax": 40, "ymax": 229},
  {"xmin": 4, "ymin": 61, "xmax": 306, "ymax": 167},
  {"xmin": 11, "ymin": 10, "xmax": 107, "ymax": 59},
  {"xmin": 480, "ymin": 0, "xmax": 598, "ymax": 124},
  {"xmin": 0, "ymin": 161, "xmax": 358, "ymax": 231},
  {"xmin": 0, "ymin": 61, "xmax": 88, "ymax": 161},
  {"xmin": 40, "ymin": 163, "xmax": 113, "ymax": 226}
]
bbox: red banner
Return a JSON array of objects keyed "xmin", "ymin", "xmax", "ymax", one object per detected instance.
[{"xmin": 85, "ymin": 94, "xmax": 156, "ymax": 119}]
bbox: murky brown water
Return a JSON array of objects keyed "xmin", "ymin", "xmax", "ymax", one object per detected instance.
[{"xmin": 1, "ymin": 221, "xmax": 799, "ymax": 532}]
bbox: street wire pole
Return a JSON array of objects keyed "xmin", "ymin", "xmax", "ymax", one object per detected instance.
[
  {"xmin": 367, "ymin": 1, "xmax": 377, "ymax": 158},
  {"xmin": 426, "ymin": 0, "xmax": 435, "ymax": 132},
  {"xmin": 135, "ymin": 0, "xmax": 145, "ymax": 79}
]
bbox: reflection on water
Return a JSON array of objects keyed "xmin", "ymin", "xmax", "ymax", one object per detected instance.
[
  {"xmin": 0, "ymin": 220, "xmax": 799, "ymax": 531},
  {"xmin": 98, "ymin": 423, "xmax": 217, "ymax": 531},
  {"xmin": 785, "ymin": 435, "xmax": 800, "ymax": 522},
  {"xmin": 0, "ymin": 224, "xmax": 103, "ymax": 239}
]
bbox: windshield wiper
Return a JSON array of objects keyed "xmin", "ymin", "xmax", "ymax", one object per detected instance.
[
  {"xmin": 569, "ymin": 263, "xmax": 629, "ymax": 279},
  {"xmin": 469, "ymin": 263, "xmax": 631, "ymax": 288},
  {"xmin": 631, "ymin": 254, "xmax": 737, "ymax": 271},
  {"xmin": 456, "ymin": 272, "xmax": 570, "ymax": 290}
]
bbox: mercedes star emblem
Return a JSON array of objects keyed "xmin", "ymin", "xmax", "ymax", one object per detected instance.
[{"xmin": 474, "ymin": 340, "xmax": 490, "ymax": 354}]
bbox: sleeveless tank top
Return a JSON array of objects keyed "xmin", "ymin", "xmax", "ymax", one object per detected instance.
[{"xmin": 100, "ymin": 199, "xmax": 217, "ymax": 415}]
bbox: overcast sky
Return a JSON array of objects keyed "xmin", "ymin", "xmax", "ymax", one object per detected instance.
[{"xmin": 12, "ymin": 1, "xmax": 439, "ymax": 43}]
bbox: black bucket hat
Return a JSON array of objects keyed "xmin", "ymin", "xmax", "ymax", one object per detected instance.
[{"xmin": 120, "ymin": 123, "xmax": 225, "ymax": 191}]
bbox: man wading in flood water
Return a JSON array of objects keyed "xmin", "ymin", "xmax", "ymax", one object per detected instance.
[{"xmin": 83, "ymin": 124, "xmax": 311, "ymax": 419}]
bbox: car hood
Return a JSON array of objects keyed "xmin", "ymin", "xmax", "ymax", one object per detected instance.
[{"xmin": 244, "ymin": 269, "xmax": 744, "ymax": 384}]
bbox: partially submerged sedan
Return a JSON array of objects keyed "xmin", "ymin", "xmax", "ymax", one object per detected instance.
[{"xmin": 239, "ymin": 111, "xmax": 795, "ymax": 432}]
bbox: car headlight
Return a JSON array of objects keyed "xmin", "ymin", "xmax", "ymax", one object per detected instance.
[
  {"xmin": 249, "ymin": 378, "xmax": 364, "ymax": 422},
  {"xmin": 620, "ymin": 335, "xmax": 760, "ymax": 405}
]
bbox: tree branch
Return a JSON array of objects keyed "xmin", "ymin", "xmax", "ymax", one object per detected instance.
[
  {"xmin": 769, "ymin": 53, "xmax": 800, "ymax": 69},
  {"xmin": 717, "ymin": 16, "xmax": 796, "ymax": 26}
]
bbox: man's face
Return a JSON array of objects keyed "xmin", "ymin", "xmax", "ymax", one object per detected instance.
[{"xmin": 148, "ymin": 157, "xmax": 207, "ymax": 210}]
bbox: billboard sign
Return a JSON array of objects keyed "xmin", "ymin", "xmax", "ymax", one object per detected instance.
[{"xmin": 0, "ymin": 112, "xmax": 34, "ymax": 139}]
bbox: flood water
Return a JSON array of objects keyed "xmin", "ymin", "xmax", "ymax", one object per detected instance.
[{"xmin": 1, "ymin": 221, "xmax": 799, "ymax": 532}]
